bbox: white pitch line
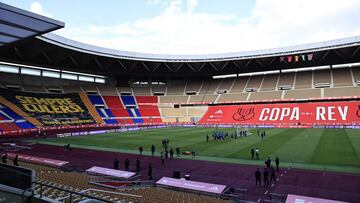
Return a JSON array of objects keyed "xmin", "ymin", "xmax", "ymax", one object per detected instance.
[
  {"xmin": 264, "ymin": 190, "xmax": 268, "ymax": 195},
  {"xmin": 257, "ymin": 198, "xmax": 262, "ymax": 202}
]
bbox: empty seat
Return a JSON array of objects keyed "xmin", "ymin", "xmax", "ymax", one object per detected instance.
[
  {"xmin": 199, "ymin": 80, "xmax": 220, "ymax": 95},
  {"xmin": 260, "ymin": 74, "xmax": 279, "ymax": 91},
  {"xmin": 314, "ymin": 69, "xmax": 331, "ymax": 85},
  {"xmin": 295, "ymin": 71, "xmax": 312, "ymax": 89},
  {"xmin": 159, "ymin": 95, "xmax": 189, "ymax": 103},
  {"xmin": 352, "ymin": 67, "xmax": 360, "ymax": 82},
  {"xmin": 245, "ymin": 75, "xmax": 263, "ymax": 90},
  {"xmin": 185, "ymin": 80, "xmax": 203, "ymax": 93},
  {"xmin": 332, "ymin": 68, "xmax": 353, "ymax": 87},
  {"xmin": 62, "ymin": 85, "xmax": 82, "ymax": 93},
  {"xmin": 217, "ymin": 93, "xmax": 248, "ymax": 103},
  {"xmin": 161, "ymin": 108, "xmax": 186, "ymax": 117},
  {"xmin": 23, "ymin": 85, "xmax": 45, "ymax": 92},
  {"xmin": 152, "ymin": 86, "xmax": 166, "ymax": 94},
  {"xmin": 278, "ymin": 72, "xmax": 295, "ymax": 88},
  {"xmin": 217, "ymin": 78, "xmax": 235, "ymax": 92},
  {"xmin": 116, "ymin": 87, "xmax": 132, "ymax": 94},
  {"xmin": 284, "ymin": 89, "xmax": 321, "ymax": 99},
  {"xmin": 81, "ymin": 85, "xmax": 98, "ymax": 92},
  {"xmin": 132, "ymin": 87, "xmax": 151, "ymax": 95},
  {"xmin": 167, "ymin": 81, "xmax": 186, "ymax": 95},
  {"xmin": 229, "ymin": 77, "xmax": 248, "ymax": 93},
  {"xmin": 189, "ymin": 95, "xmax": 217, "ymax": 103},
  {"xmin": 249, "ymin": 91, "xmax": 282, "ymax": 100},
  {"xmin": 324, "ymin": 86, "xmax": 360, "ymax": 97},
  {"xmin": 98, "ymin": 86, "xmax": 118, "ymax": 96}
]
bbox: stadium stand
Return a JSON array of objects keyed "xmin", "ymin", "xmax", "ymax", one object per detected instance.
[
  {"xmin": 277, "ymin": 72, "xmax": 295, "ymax": 89},
  {"xmin": 102, "ymin": 95, "xmax": 129, "ymax": 124},
  {"xmin": 159, "ymin": 95, "xmax": 189, "ymax": 103},
  {"xmin": 199, "ymin": 80, "xmax": 220, "ymax": 95},
  {"xmin": 332, "ymin": 68, "xmax": 354, "ymax": 87},
  {"xmin": 249, "ymin": 91, "xmax": 282, "ymax": 100},
  {"xmin": 245, "ymin": 75, "xmax": 263, "ymax": 92},
  {"xmin": 0, "ymin": 67, "xmax": 359, "ymax": 130},
  {"xmin": 151, "ymin": 86, "xmax": 166, "ymax": 95},
  {"xmin": 98, "ymin": 86, "xmax": 118, "ymax": 96},
  {"xmin": 314, "ymin": 69, "xmax": 331, "ymax": 87},
  {"xmin": 117, "ymin": 87, "xmax": 132, "ymax": 94},
  {"xmin": 1, "ymin": 6, "xmax": 360, "ymax": 202},
  {"xmin": 294, "ymin": 71, "xmax": 313, "ymax": 89},
  {"xmin": 132, "ymin": 87, "xmax": 151, "ymax": 96},
  {"xmin": 62, "ymin": 85, "xmax": 83, "ymax": 93},
  {"xmin": 217, "ymin": 78, "xmax": 235, "ymax": 93},
  {"xmin": 136, "ymin": 96, "xmax": 162, "ymax": 124},
  {"xmin": 189, "ymin": 94, "xmax": 217, "ymax": 103},
  {"xmin": 229, "ymin": 77, "xmax": 248, "ymax": 93},
  {"xmin": 10, "ymin": 161, "xmax": 229, "ymax": 203},
  {"xmin": 166, "ymin": 81, "xmax": 186, "ymax": 95},
  {"xmin": 161, "ymin": 108, "xmax": 187, "ymax": 117},
  {"xmin": 217, "ymin": 93, "xmax": 249, "ymax": 103},
  {"xmin": 260, "ymin": 74, "xmax": 279, "ymax": 91},
  {"xmin": 185, "ymin": 80, "xmax": 203, "ymax": 94},
  {"xmin": 352, "ymin": 67, "xmax": 360, "ymax": 82},
  {"xmin": 323, "ymin": 86, "xmax": 360, "ymax": 97},
  {"xmin": 284, "ymin": 89, "xmax": 321, "ymax": 99},
  {"xmin": 187, "ymin": 106, "xmax": 208, "ymax": 118}
]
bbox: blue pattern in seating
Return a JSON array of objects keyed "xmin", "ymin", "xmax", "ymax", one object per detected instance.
[
  {"xmin": 104, "ymin": 119, "xmax": 118, "ymax": 124},
  {"xmin": 127, "ymin": 108, "xmax": 144, "ymax": 123},
  {"xmin": 121, "ymin": 96, "xmax": 136, "ymax": 106},
  {"xmin": 88, "ymin": 95, "xmax": 105, "ymax": 105},
  {"xmin": 15, "ymin": 121, "xmax": 34, "ymax": 129}
]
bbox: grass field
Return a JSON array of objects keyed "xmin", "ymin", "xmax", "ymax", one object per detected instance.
[{"xmin": 35, "ymin": 127, "xmax": 360, "ymax": 173}]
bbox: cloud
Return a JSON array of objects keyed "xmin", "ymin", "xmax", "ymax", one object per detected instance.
[
  {"xmin": 56, "ymin": 0, "xmax": 360, "ymax": 55},
  {"xmin": 29, "ymin": 1, "xmax": 52, "ymax": 18}
]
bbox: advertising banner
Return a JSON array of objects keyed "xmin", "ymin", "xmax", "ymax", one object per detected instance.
[
  {"xmin": 199, "ymin": 101, "xmax": 360, "ymax": 125},
  {"xmin": 2, "ymin": 90, "xmax": 96, "ymax": 126},
  {"xmin": 156, "ymin": 177, "xmax": 227, "ymax": 194},
  {"xmin": 86, "ymin": 166, "xmax": 136, "ymax": 178},
  {"xmin": 285, "ymin": 194, "xmax": 346, "ymax": 203}
]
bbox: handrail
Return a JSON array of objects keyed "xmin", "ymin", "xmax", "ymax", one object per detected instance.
[
  {"xmin": 33, "ymin": 180, "xmax": 113, "ymax": 203},
  {"xmin": 81, "ymin": 188, "xmax": 144, "ymax": 203},
  {"xmin": 21, "ymin": 187, "xmax": 34, "ymax": 203}
]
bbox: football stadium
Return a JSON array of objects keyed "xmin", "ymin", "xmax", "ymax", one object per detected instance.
[{"xmin": 0, "ymin": 1, "xmax": 360, "ymax": 203}]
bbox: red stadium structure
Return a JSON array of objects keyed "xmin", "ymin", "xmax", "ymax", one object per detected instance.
[{"xmin": 0, "ymin": 2, "xmax": 359, "ymax": 203}]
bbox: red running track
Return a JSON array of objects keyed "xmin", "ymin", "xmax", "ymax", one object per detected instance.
[{"xmin": 18, "ymin": 144, "xmax": 360, "ymax": 202}]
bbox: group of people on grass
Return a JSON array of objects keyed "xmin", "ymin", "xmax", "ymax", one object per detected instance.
[
  {"xmin": 206, "ymin": 130, "xmax": 250, "ymax": 142},
  {"xmin": 257, "ymin": 129, "xmax": 267, "ymax": 139}
]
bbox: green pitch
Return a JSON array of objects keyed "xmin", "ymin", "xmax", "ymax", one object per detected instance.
[{"xmin": 36, "ymin": 127, "xmax": 360, "ymax": 173}]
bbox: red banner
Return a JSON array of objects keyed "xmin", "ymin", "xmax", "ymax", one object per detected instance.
[{"xmin": 199, "ymin": 101, "xmax": 360, "ymax": 126}]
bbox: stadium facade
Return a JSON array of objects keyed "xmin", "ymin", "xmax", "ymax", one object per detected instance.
[
  {"xmin": 1, "ymin": 2, "xmax": 360, "ymax": 136},
  {"xmin": 0, "ymin": 3, "xmax": 360, "ymax": 203}
]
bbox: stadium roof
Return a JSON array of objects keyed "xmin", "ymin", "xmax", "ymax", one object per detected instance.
[
  {"xmin": 40, "ymin": 33, "xmax": 360, "ymax": 62},
  {"xmin": 0, "ymin": 2, "xmax": 64, "ymax": 47},
  {"xmin": 0, "ymin": 3, "xmax": 360, "ymax": 77}
]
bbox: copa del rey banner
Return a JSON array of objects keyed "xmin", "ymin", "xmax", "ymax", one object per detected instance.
[{"xmin": 198, "ymin": 101, "xmax": 360, "ymax": 125}]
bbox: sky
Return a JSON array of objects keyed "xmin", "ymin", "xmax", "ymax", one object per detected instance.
[{"xmin": 2, "ymin": 0, "xmax": 360, "ymax": 55}]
